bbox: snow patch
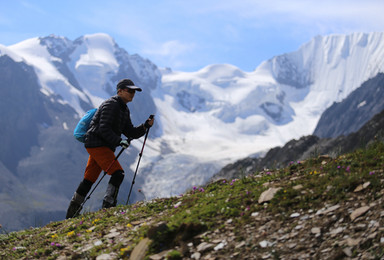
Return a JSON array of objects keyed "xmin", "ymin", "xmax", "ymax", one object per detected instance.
[{"xmin": 357, "ymin": 100, "xmax": 366, "ymax": 108}]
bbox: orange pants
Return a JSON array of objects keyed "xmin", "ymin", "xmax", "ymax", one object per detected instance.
[{"xmin": 84, "ymin": 147, "xmax": 124, "ymax": 183}]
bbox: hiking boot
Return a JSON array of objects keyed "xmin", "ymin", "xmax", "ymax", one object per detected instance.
[
  {"xmin": 102, "ymin": 183, "xmax": 119, "ymax": 209},
  {"xmin": 102, "ymin": 170, "xmax": 124, "ymax": 209},
  {"xmin": 102, "ymin": 199, "xmax": 116, "ymax": 209},
  {"xmin": 66, "ymin": 192, "xmax": 84, "ymax": 219}
]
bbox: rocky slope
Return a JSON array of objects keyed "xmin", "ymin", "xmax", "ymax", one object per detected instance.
[{"xmin": 0, "ymin": 140, "xmax": 383, "ymax": 259}]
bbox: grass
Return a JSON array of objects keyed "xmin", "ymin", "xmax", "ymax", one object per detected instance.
[{"xmin": 0, "ymin": 140, "xmax": 383, "ymax": 259}]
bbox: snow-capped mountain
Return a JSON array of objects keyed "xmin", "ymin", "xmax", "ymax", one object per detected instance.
[{"xmin": 1, "ymin": 32, "xmax": 384, "ymax": 230}]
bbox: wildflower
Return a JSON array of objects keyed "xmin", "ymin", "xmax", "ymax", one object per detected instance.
[
  {"xmin": 193, "ymin": 186, "xmax": 197, "ymax": 191},
  {"xmin": 120, "ymin": 247, "xmax": 130, "ymax": 256},
  {"xmin": 369, "ymin": 171, "xmax": 375, "ymax": 175},
  {"xmin": 86, "ymin": 229, "xmax": 92, "ymax": 233},
  {"xmin": 51, "ymin": 234, "xmax": 58, "ymax": 239},
  {"xmin": 266, "ymin": 172, "xmax": 271, "ymax": 175},
  {"xmin": 67, "ymin": 231, "xmax": 75, "ymax": 237},
  {"xmin": 346, "ymin": 166, "xmax": 351, "ymax": 172},
  {"xmin": 199, "ymin": 188, "xmax": 205, "ymax": 192},
  {"xmin": 126, "ymin": 223, "xmax": 133, "ymax": 228},
  {"xmin": 92, "ymin": 218, "xmax": 101, "ymax": 225},
  {"xmin": 50, "ymin": 242, "xmax": 55, "ymax": 246},
  {"xmin": 223, "ymin": 180, "xmax": 226, "ymax": 184},
  {"xmin": 337, "ymin": 166, "xmax": 341, "ymax": 169}
]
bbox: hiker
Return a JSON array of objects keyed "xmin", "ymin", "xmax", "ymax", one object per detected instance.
[{"xmin": 66, "ymin": 78, "xmax": 154, "ymax": 219}]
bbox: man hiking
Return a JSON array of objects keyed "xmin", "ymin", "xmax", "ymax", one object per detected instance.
[{"xmin": 66, "ymin": 78, "xmax": 154, "ymax": 219}]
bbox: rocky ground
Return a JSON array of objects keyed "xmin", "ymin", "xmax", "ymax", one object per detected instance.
[
  {"xmin": 177, "ymin": 184, "xmax": 384, "ymax": 259},
  {"xmin": 142, "ymin": 175, "xmax": 384, "ymax": 260}
]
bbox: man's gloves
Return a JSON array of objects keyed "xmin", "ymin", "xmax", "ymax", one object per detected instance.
[
  {"xmin": 120, "ymin": 139, "xmax": 130, "ymax": 149},
  {"xmin": 144, "ymin": 114, "xmax": 155, "ymax": 129}
]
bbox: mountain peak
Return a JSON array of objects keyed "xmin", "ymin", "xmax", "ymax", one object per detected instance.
[
  {"xmin": 39, "ymin": 35, "xmax": 74, "ymax": 59},
  {"xmin": 196, "ymin": 63, "xmax": 245, "ymax": 82},
  {"xmin": 74, "ymin": 33, "xmax": 118, "ymax": 50}
]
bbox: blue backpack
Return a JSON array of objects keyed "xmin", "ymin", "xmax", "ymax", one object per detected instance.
[{"xmin": 73, "ymin": 108, "xmax": 97, "ymax": 142}]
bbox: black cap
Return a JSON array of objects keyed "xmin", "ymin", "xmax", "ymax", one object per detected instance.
[{"xmin": 116, "ymin": 79, "xmax": 142, "ymax": 92}]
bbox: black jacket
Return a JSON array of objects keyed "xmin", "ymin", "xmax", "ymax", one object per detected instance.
[{"xmin": 85, "ymin": 95, "xmax": 146, "ymax": 151}]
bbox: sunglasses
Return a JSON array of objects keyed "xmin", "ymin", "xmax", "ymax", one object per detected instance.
[{"xmin": 123, "ymin": 88, "xmax": 136, "ymax": 94}]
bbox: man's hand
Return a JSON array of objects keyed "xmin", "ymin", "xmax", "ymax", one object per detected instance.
[
  {"xmin": 120, "ymin": 139, "xmax": 130, "ymax": 149},
  {"xmin": 144, "ymin": 115, "xmax": 155, "ymax": 129}
]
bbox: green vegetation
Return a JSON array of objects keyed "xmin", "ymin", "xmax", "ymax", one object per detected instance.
[{"xmin": 0, "ymin": 141, "xmax": 383, "ymax": 259}]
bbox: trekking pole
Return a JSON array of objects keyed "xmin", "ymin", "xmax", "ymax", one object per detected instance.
[
  {"xmin": 126, "ymin": 116, "xmax": 153, "ymax": 205},
  {"xmin": 74, "ymin": 147, "xmax": 125, "ymax": 217}
]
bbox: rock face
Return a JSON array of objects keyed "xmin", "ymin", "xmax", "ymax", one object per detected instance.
[
  {"xmin": 314, "ymin": 73, "xmax": 384, "ymax": 138},
  {"xmin": 0, "ymin": 55, "xmax": 51, "ymax": 172}
]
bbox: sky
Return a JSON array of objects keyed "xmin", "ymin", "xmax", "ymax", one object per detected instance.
[{"xmin": 1, "ymin": 0, "xmax": 384, "ymax": 72}]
